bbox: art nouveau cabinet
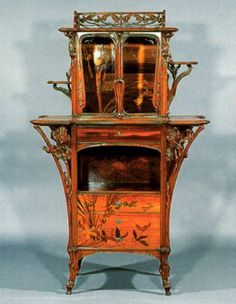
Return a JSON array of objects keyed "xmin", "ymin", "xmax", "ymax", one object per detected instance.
[{"xmin": 31, "ymin": 11, "xmax": 209, "ymax": 295}]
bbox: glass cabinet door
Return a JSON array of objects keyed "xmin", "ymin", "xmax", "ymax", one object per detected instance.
[
  {"xmin": 81, "ymin": 35, "xmax": 115, "ymax": 113},
  {"xmin": 123, "ymin": 35, "xmax": 160, "ymax": 113},
  {"xmin": 81, "ymin": 34, "xmax": 160, "ymax": 114}
]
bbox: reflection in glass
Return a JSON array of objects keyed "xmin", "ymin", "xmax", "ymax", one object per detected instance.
[
  {"xmin": 123, "ymin": 36, "xmax": 159, "ymax": 113},
  {"xmin": 82, "ymin": 36, "xmax": 115, "ymax": 113}
]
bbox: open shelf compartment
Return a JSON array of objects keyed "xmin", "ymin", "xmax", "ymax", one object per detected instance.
[{"xmin": 78, "ymin": 145, "xmax": 160, "ymax": 192}]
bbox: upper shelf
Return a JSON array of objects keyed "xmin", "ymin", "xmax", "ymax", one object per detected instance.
[
  {"xmin": 31, "ymin": 114, "xmax": 209, "ymax": 126},
  {"xmin": 59, "ymin": 27, "xmax": 178, "ymax": 33}
]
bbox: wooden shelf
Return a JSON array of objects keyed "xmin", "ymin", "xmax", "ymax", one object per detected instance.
[
  {"xmin": 31, "ymin": 114, "xmax": 209, "ymax": 126},
  {"xmin": 59, "ymin": 27, "xmax": 178, "ymax": 33}
]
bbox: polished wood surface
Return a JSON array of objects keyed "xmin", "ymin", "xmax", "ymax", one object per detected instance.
[
  {"xmin": 32, "ymin": 10, "xmax": 209, "ymax": 297},
  {"xmin": 31, "ymin": 114, "xmax": 209, "ymax": 125}
]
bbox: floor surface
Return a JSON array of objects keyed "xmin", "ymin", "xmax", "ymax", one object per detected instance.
[{"xmin": 0, "ymin": 237, "xmax": 235, "ymax": 304}]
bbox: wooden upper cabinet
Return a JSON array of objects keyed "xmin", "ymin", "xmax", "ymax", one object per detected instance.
[{"xmin": 50, "ymin": 11, "xmax": 197, "ymax": 117}]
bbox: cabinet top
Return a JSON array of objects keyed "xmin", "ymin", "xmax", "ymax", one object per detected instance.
[
  {"xmin": 58, "ymin": 11, "xmax": 179, "ymax": 32},
  {"xmin": 31, "ymin": 115, "xmax": 209, "ymax": 126}
]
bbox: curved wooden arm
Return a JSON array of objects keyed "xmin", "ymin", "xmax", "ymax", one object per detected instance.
[
  {"xmin": 48, "ymin": 80, "xmax": 71, "ymax": 98},
  {"xmin": 167, "ymin": 61, "xmax": 198, "ymax": 107},
  {"xmin": 166, "ymin": 124, "xmax": 205, "ymax": 203},
  {"xmin": 33, "ymin": 124, "xmax": 72, "ymax": 204}
]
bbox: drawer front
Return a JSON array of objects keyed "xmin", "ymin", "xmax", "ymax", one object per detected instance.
[
  {"xmin": 77, "ymin": 193, "xmax": 160, "ymax": 213},
  {"xmin": 77, "ymin": 213, "xmax": 160, "ymax": 249},
  {"xmin": 77, "ymin": 127, "xmax": 161, "ymax": 142}
]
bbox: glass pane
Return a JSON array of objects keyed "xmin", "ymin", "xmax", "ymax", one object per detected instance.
[
  {"xmin": 81, "ymin": 36, "xmax": 115, "ymax": 113},
  {"xmin": 123, "ymin": 36, "xmax": 159, "ymax": 113}
]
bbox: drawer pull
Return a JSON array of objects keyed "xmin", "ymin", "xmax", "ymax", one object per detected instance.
[
  {"xmin": 114, "ymin": 201, "xmax": 122, "ymax": 208},
  {"xmin": 115, "ymin": 219, "xmax": 123, "ymax": 224}
]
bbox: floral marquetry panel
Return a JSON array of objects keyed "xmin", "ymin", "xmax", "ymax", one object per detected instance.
[
  {"xmin": 77, "ymin": 194, "xmax": 160, "ymax": 249},
  {"xmin": 77, "ymin": 212, "xmax": 160, "ymax": 249},
  {"xmin": 77, "ymin": 193, "xmax": 160, "ymax": 213}
]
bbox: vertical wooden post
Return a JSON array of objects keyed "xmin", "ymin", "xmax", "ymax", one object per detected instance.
[
  {"xmin": 112, "ymin": 32, "xmax": 125, "ymax": 115},
  {"xmin": 70, "ymin": 125, "xmax": 78, "ymax": 246},
  {"xmin": 160, "ymin": 125, "xmax": 168, "ymax": 248},
  {"xmin": 160, "ymin": 59, "xmax": 168, "ymax": 115},
  {"xmin": 160, "ymin": 32, "xmax": 174, "ymax": 116}
]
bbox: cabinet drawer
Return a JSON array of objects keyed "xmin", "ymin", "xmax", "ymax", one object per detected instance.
[
  {"xmin": 77, "ymin": 193, "xmax": 160, "ymax": 213},
  {"xmin": 77, "ymin": 127, "xmax": 161, "ymax": 142},
  {"xmin": 77, "ymin": 213, "xmax": 160, "ymax": 249}
]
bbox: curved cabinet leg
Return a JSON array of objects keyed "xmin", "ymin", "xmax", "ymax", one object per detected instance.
[
  {"xmin": 66, "ymin": 252, "xmax": 82, "ymax": 295},
  {"xmin": 159, "ymin": 253, "xmax": 171, "ymax": 296}
]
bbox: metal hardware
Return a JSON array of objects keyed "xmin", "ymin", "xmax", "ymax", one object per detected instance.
[{"xmin": 114, "ymin": 201, "xmax": 122, "ymax": 208}]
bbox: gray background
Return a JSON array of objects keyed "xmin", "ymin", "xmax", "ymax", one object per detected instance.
[{"xmin": 0, "ymin": 0, "xmax": 235, "ymax": 303}]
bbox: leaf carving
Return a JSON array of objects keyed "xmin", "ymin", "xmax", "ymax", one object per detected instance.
[
  {"xmin": 133, "ymin": 229, "xmax": 149, "ymax": 246},
  {"xmin": 113, "ymin": 227, "xmax": 129, "ymax": 241},
  {"xmin": 137, "ymin": 235, "xmax": 148, "ymax": 241},
  {"xmin": 139, "ymin": 240, "xmax": 148, "ymax": 246},
  {"xmin": 115, "ymin": 227, "xmax": 121, "ymax": 239},
  {"xmin": 101, "ymin": 230, "xmax": 107, "ymax": 242},
  {"xmin": 136, "ymin": 223, "xmax": 151, "ymax": 232},
  {"xmin": 121, "ymin": 232, "xmax": 128, "ymax": 239}
]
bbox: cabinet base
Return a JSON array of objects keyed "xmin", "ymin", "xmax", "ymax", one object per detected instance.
[{"xmin": 65, "ymin": 248, "xmax": 171, "ymax": 295}]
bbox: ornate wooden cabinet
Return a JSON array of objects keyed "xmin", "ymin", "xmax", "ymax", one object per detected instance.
[{"xmin": 31, "ymin": 11, "xmax": 209, "ymax": 296}]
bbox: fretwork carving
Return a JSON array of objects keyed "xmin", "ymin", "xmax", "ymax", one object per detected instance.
[
  {"xmin": 64, "ymin": 32, "xmax": 77, "ymax": 57},
  {"xmin": 161, "ymin": 33, "xmax": 173, "ymax": 62},
  {"xmin": 166, "ymin": 126, "xmax": 194, "ymax": 163},
  {"xmin": 50, "ymin": 126, "xmax": 71, "ymax": 162},
  {"xmin": 75, "ymin": 12, "xmax": 166, "ymax": 29}
]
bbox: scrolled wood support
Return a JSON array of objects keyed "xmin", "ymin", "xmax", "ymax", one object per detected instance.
[
  {"xmin": 165, "ymin": 125, "xmax": 205, "ymax": 242},
  {"xmin": 48, "ymin": 72, "xmax": 72, "ymax": 99},
  {"xmin": 167, "ymin": 62, "xmax": 195, "ymax": 107},
  {"xmin": 52, "ymin": 83, "xmax": 71, "ymax": 98},
  {"xmin": 33, "ymin": 125, "xmax": 72, "ymax": 214}
]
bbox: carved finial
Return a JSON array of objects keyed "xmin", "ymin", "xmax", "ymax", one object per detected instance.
[{"xmin": 64, "ymin": 32, "xmax": 76, "ymax": 57}]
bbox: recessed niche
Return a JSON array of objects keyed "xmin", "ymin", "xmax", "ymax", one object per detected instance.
[{"xmin": 78, "ymin": 146, "xmax": 160, "ymax": 191}]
